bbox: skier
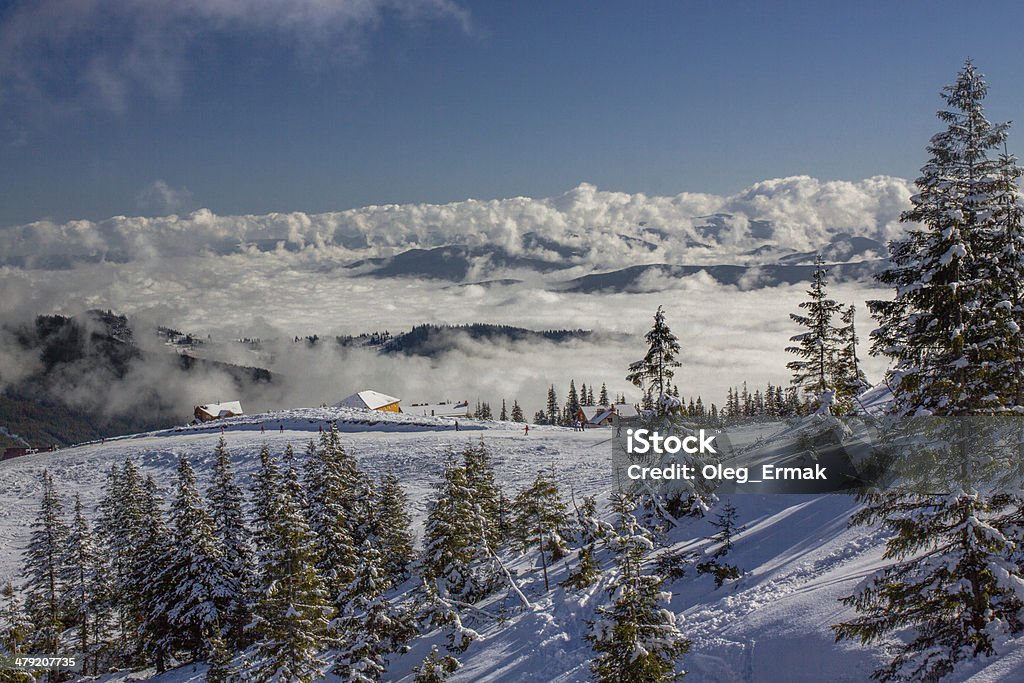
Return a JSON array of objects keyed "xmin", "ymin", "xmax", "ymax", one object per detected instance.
[
  {"xmin": 455, "ymin": 420, "xmax": 460, "ymax": 432},
  {"xmin": 524, "ymin": 424, "xmax": 529, "ymax": 436},
  {"xmin": 261, "ymin": 423, "xmax": 265, "ymax": 434},
  {"xmin": 279, "ymin": 424, "xmax": 284, "ymax": 433}
]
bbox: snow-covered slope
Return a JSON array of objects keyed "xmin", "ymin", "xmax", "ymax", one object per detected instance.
[{"xmin": 1, "ymin": 407, "xmax": 1021, "ymax": 682}]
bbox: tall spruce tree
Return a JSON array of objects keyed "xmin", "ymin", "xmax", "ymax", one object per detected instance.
[
  {"xmin": 207, "ymin": 437, "xmax": 255, "ymax": 649},
  {"xmin": 512, "ymin": 471, "xmax": 569, "ymax": 592},
  {"xmin": 60, "ymin": 495, "xmax": 110, "ymax": 675},
  {"xmin": 0, "ymin": 580, "xmax": 32, "ymax": 658},
  {"xmin": 510, "ymin": 401, "xmax": 525, "ymax": 423},
  {"xmin": 869, "ymin": 60, "xmax": 1018, "ymax": 417},
  {"xmin": 831, "ymin": 304, "xmax": 868, "ymax": 414},
  {"xmin": 136, "ymin": 474, "xmax": 174, "ymax": 672},
  {"xmin": 23, "ymin": 470, "xmax": 69, "ymax": 657},
  {"xmin": 161, "ymin": 456, "xmax": 228, "ymax": 661},
  {"xmin": 587, "ymin": 496, "xmax": 689, "ymax": 682},
  {"xmin": 599, "ymin": 383, "xmax": 610, "ymax": 406},
  {"xmin": 545, "ymin": 385, "xmax": 559, "ymax": 425},
  {"xmin": 421, "ymin": 455, "xmax": 499, "ymax": 602},
  {"xmin": 303, "ymin": 433, "xmax": 359, "ymax": 614},
  {"xmin": 627, "ymin": 306, "xmax": 682, "ymax": 414},
  {"xmin": 838, "ymin": 61, "xmax": 1024, "ymax": 682},
  {"xmin": 374, "ymin": 472, "xmax": 416, "ymax": 585},
  {"xmin": 250, "ymin": 445, "xmax": 331, "ymax": 683},
  {"xmin": 786, "ymin": 255, "xmax": 841, "ymax": 407}
]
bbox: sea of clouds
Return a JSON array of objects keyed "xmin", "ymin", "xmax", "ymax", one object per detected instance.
[{"xmin": 0, "ymin": 177, "xmax": 907, "ymax": 420}]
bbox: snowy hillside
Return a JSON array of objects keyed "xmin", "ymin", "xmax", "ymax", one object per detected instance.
[{"xmin": 2, "ymin": 407, "xmax": 1022, "ymax": 682}]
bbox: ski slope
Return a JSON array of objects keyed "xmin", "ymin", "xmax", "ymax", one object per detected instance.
[{"xmin": 1, "ymin": 407, "xmax": 1021, "ymax": 682}]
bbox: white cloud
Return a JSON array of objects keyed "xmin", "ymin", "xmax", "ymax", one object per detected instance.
[
  {"xmin": 0, "ymin": 176, "xmax": 914, "ymax": 270},
  {"xmin": 136, "ymin": 180, "xmax": 195, "ymax": 214},
  {"xmin": 0, "ymin": 0, "xmax": 471, "ymax": 112}
]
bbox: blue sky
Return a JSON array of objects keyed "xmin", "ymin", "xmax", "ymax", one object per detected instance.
[{"xmin": 2, "ymin": 0, "xmax": 1024, "ymax": 227}]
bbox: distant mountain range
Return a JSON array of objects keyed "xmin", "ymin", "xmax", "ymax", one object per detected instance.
[{"xmin": 342, "ymin": 229, "xmax": 890, "ymax": 289}]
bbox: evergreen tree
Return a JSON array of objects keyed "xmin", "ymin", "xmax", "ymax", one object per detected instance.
[
  {"xmin": 599, "ymin": 383, "xmax": 609, "ymax": 406},
  {"xmin": 546, "ymin": 385, "xmax": 559, "ymax": 425},
  {"xmin": 374, "ymin": 472, "xmax": 415, "ymax": 585},
  {"xmin": 1, "ymin": 580, "xmax": 32, "ymax": 658},
  {"xmin": 249, "ymin": 445, "xmax": 331, "ymax": 683},
  {"xmin": 831, "ymin": 304, "xmax": 869, "ymax": 414},
  {"xmin": 421, "ymin": 455, "xmax": 499, "ymax": 602},
  {"xmin": 208, "ymin": 437, "xmax": 255, "ymax": 649},
  {"xmin": 413, "ymin": 645, "xmax": 459, "ymax": 682},
  {"xmin": 512, "ymin": 471, "xmax": 569, "ymax": 591},
  {"xmin": 499, "ymin": 399, "xmax": 508, "ymax": 422},
  {"xmin": 838, "ymin": 61, "xmax": 1024, "ymax": 681},
  {"xmin": 587, "ymin": 496, "xmax": 689, "ymax": 682},
  {"xmin": 137, "ymin": 475, "xmax": 176, "ymax": 672},
  {"xmin": 161, "ymin": 456, "xmax": 228, "ymax": 661},
  {"xmin": 462, "ymin": 442, "xmax": 502, "ymax": 547},
  {"xmin": 786, "ymin": 255, "xmax": 842, "ymax": 407},
  {"xmin": 60, "ymin": 495, "xmax": 111, "ymax": 675},
  {"xmin": 869, "ymin": 60, "xmax": 1018, "ymax": 416},
  {"xmin": 23, "ymin": 469, "xmax": 69, "ymax": 657},
  {"xmin": 565, "ymin": 378, "xmax": 581, "ymax": 421},
  {"xmin": 333, "ymin": 544, "xmax": 414, "ymax": 682},
  {"xmin": 510, "ymin": 401, "xmax": 525, "ymax": 423},
  {"xmin": 304, "ymin": 434, "xmax": 359, "ymax": 614},
  {"xmin": 627, "ymin": 306, "xmax": 682, "ymax": 414},
  {"xmin": 695, "ymin": 501, "xmax": 744, "ymax": 588},
  {"xmin": 533, "ymin": 410, "xmax": 547, "ymax": 425}
]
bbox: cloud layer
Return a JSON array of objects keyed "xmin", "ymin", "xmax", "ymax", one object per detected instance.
[{"xmin": 0, "ymin": 175, "xmax": 914, "ymax": 271}]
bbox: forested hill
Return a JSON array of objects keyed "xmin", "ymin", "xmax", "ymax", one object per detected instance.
[
  {"xmin": 379, "ymin": 323, "xmax": 596, "ymax": 356},
  {"xmin": 1, "ymin": 311, "xmax": 273, "ymax": 446}
]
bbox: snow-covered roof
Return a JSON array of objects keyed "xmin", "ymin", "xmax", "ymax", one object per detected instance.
[
  {"xmin": 613, "ymin": 403, "xmax": 639, "ymax": 419},
  {"xmin": 407, "ymin": 401, "xmax": 469, "ymax": 417},
  {"xmin": 197, "ymin": 401, "xmax": 243, "ymax": 417},
  {"xmin": 336, "ymin": 390, "xmax": 402, "ymax": 410},
  {"xmin": 579, "ymin": 405, "xmax": 612, "ymax": 422}
]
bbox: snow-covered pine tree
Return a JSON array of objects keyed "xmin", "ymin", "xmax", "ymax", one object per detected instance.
[
  {"xmin": 499, "ymin": 400, "xmax": 508, "ymax": 421},
  {"xmin": 332, "ymin": 543, "xmax": 415, "ymax": 682},
  {"xmin": 95, "ymin": 461, "xmax": 141, "ymax": 662},
  {"xmin": 564, "ymin": 380, "xmax": 581, "ymax": 425},
  {"xmin": 831, "ymin": 304, "xmax": 869, "ymax": 414},
  {"xmin": 303, "ymin": 434, "xmax": 360, "ymax": 613},
  {"xmin": 837, "ymin": 61, "xmax": 1024, "ymax": 681},
  {"xmin": 249, "ymin": 445, "xmax": 331, "ymax": 683},
  {"xmin": 563, "ymin": 495, "xmax": 608, "ymax": 591},
  {"xmin": 599, "ymin": 383, "xmax": 609, "ymax": 406},
  {"xmin": 510, "ymin": 401, "xmax": 525, "ymax": 423},
  {"xmin": 60, "ymin": 495, "xmax": 111, "ymax": 675},
  {"xmin": 587, "ymin": 495, "xmax": 689, "ymax": 682},
  {"xmin": 627, "ymin": 306, "xmax": 682, "ymax": 415},
  {"xmin": 421, "ymin": 455, "xmax": 499, "ymax": 602},
  {"xmin": 374, "ymin": 472, "xmax": 415, "ymax": 585},
  {"xmin": 695, "ymin": 500, "xmax": 743, "ymax": 588},
  {"xmin": 461, "ymin": 441, "xmax": 502, "ymax": 548},
  {"xmin": 533, "ymin": 410, "xmax": 547, "ymax": 425},
  {"xmin": 546, "ymin": 386, "xmax": 559, "ymax": 425},
  {"xmin": 135, "ymin": 474, "xmax": 175, "ymax": 673},
  {"xmin": 412, "ymin": 645, "xmax": 460, "ymax": 682},
  {"xmin": 1, "ymin": 580, "xmax": 32, "ymax": 658},
  {"xmin": 207, "ymin": 436, "xmax": 255, "ymax": 649},
  {"xmin": 786, "ymin": 255, "xmax": 842, "ymax": 409},
  {"xmin": 512, "ymin": 471, "xmax": 569, "ymax": 591},
  {"xmin": 161, "ymin": 456, "xmax": 229, "ymax": 662},
  {"xmin": 869, "ymin": 61, "xmax": 1015, "ymax": 417},
  {"xmin": 23, "ymin": 469, "xmax": 69, "ymax": 657}
]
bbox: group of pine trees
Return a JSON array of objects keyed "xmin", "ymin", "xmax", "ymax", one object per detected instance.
[
  {"xmin": 5, "ymin": 432, "xmax": 418, "ymax": 682},
  {"xmin": 533, "ymin": 380, "xmax": 625, "ymax": 426},
  {"xmin": 785, "ymin": 255, "xmax": 868, "ymax": 414},
  {"xmin": 722, "ymin": 382, "xmax": 802, "ymax": 418},
  {"xmin": 1, "ymin": 432, "xmax": 700, "ymax": 682}
]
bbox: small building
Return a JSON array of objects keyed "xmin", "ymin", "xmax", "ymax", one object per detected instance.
[
  {"xmin": 194, "ymin": 401, "xmax": 244, "ymax": 422},
  {"xmin": 407, "ymin": 400, "xmax": 470, "ymax": 418},
  {"xmin": 1, "ymin": 446, "xmax": 54, "ymax": 461},
  {"xmin": 336, "ymin": 390, "xmax": 402, "ymax": 413}
]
